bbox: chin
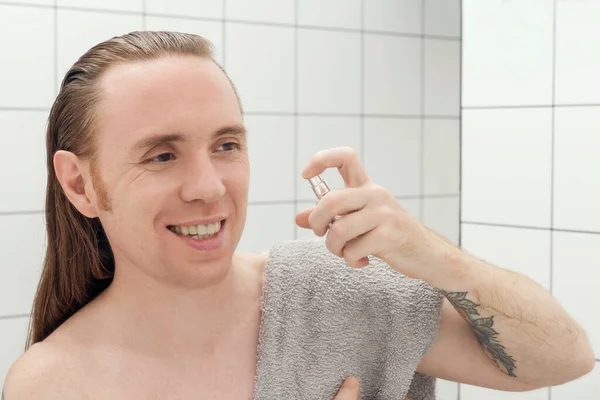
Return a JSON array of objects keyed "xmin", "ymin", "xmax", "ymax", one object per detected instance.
[{"xmin": 168, "ymin": 255, "xmax": 235, "ymax": 289}]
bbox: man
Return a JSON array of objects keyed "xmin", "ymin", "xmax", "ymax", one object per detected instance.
[{"xmin": 3, "ymin": 31, "xmax": 595, "ymax": 399}]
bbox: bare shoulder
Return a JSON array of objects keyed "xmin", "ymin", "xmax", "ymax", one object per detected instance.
[
  {"xmin": 3, "ymin": 340, "xmax": 78, "ymax": 400},
  {"xmin": 235, "ymin": 251, "xmax": 268, "ymax": 278}
]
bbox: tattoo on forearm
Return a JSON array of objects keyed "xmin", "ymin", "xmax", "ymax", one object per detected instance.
[{"xmin": 442, "ymin": 291, "xmax": 517, "ymax": 377}]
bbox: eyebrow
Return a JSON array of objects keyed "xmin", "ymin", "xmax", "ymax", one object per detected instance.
[{"xmin": 131, "ymin": 124, "xmax": 247, "ymax": 154}]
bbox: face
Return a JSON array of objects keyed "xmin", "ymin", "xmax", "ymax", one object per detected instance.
[{"xmin": 88, "ymin": 55, "xmax": 249, "ymax": 288}]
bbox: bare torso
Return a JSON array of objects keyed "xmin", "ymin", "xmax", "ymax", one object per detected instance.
[{"xmin": 28, "ymin": 252, "xmax": 267, "ymax": 400}]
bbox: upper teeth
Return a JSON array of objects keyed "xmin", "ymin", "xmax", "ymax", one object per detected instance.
[{"xmin": 171, "ymin": 221, "xmax": 221, "ymax": 236}]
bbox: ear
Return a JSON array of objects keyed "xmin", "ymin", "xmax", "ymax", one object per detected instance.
[{"xmin": 53, "ymin": 150, "xmax": 99, "ymax": 218}]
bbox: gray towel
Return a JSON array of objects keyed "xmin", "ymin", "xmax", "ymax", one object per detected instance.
[{"xmin": 253, "ymin": 239, "xmax": 444, "ymax": 400}]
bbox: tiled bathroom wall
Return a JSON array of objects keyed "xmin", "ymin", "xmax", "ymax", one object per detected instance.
[
  {"xmin": 461, "ymin": 0, "xmax": 599, "ymax": 399},
  {"xmin": 0, "ymin": 0, "xmax": 461, "ymax": 393}
]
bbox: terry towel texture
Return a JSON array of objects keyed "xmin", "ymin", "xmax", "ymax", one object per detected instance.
[{"xmin": 253, "ymin": 239, "xmax": 445, "ymax": 400}]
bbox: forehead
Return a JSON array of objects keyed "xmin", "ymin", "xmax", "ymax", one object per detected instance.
[{"xmin": 95, "ymin": 56, "xmax": 242, "ymax": 151}]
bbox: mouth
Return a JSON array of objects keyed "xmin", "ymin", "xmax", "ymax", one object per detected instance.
[{"xmin": 167, "ymin": 219, "xmax": 226, "ymax": 240}]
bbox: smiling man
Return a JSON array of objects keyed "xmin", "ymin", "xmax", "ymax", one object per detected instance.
[{"xmin": 2, "ymin": 31, "xmax": 595, "ymax": 400}]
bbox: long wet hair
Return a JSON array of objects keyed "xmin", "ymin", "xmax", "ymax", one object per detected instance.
[{"xmin": 27, "ymin": 31, "xmax": 240, "ymax": 349}]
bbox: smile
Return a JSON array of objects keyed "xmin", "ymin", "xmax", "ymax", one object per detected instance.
[{"xmin": 168, "ymin": 220, "xmax": 224, "ymax": 240}]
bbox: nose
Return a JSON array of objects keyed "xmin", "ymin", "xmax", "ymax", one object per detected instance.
[{"xmin": 179, "ymin": 155, "xmax": 226, "ymax": 204}]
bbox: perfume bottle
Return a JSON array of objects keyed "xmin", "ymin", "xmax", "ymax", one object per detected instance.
[{"xmin": 308, "ymin": 175, "xmax": 339, "ymax": 228}]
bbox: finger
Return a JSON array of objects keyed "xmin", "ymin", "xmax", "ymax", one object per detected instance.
[
  {"xmin": 295, "ymin": 207, "xmax": 313, "ymax": 229},
  {"xmin": 325, "ymin": 207, "xmax": 380, "ymax": 258},
  {"xmin": 342, "ymin": 226, "xmax": 387, "ymax": 268},
  {"xmin": 308, "ymin": 187, "xmax": 370, "ymax": 237},
  {"xmin": 333, "ymin": 376, "xmax": 360, "ymax": 400},
  {"xmin": 302, "ymin": 147, "xmax": 370, "ymax": 188}
]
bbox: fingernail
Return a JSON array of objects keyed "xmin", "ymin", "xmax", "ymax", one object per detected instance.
[{"xmin": 345, "ymin": 376, "xmax": 359, "ymax": 389}]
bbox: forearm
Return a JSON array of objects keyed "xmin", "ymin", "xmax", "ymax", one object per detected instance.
[{"xmin": 427, "ymin": 248, "xmax": 595, "ymax": 387}]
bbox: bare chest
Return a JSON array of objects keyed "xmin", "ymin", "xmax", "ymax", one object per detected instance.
[{"xmin": 72, "ymin": 351, "xmax": 258, "ymax": 400}]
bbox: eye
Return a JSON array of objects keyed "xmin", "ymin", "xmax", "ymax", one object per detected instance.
[
  {"xmin": 218, "ymin": 142, "xmax": 240, "ymax": 152},
  {"xmin": 149, "ymin": 153, "xmax": 175, "ymax": 163}
]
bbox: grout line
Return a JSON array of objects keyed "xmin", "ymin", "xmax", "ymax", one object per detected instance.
[
  {"xmin": 141, "ymin": 0, "xmax": 146, "ymax": 30},
  {"xmin": 51, "ymin": 4, "xmax": 142, "ymax": 16},
  {"xmin": 0, "ymin": 107, "xmax": 459, "ymax": 120},
  {"xmin": 360, "ymin": 0, "xmax": 365, "ymax": 165},
  {"xmin": 0, "ymin": 108, "xmax": 458, "ymax": 119},
  {"xmin": 458, "ymin": 0, "xmax": 464, "ymax": 396},
  {"xmin": 245, "ymin": 112, "xmax": 459, "ymax": 119},
  {"xmin": 461, "ymin": 220, "xmax": 552, "ymax": 231},
  {"xmin": 0, "ymin": 313, "xmax": 30, "ymax": 321},
  {"xmin": 419, "ymin": 0, "xmax": 426, "ymax": 222},
  {"xmin": 0, "ymin": 210, "xmax": 45, "ymax": 216},
  {"xmin": 0, "ymin": 1, "xmax": 52, "ymax": 9},
  {"xmin": 462, "ymin": 221, "xmax": 600, "ymax": 236},
  {"xmin": 54, "ymin": 0, "xmax": 58, "ymax": 96},
  {"xmin": 293, "ymin": 0, "xmax": 298, "ymax": 241},
  {"xmin": 0, "ymin": 2, "xmax": 460, "ymax": 40},
  {"xmin": 549, "ymin": 0, "xmax": 557, "ymax": 300},
  {"xmin": 458, "ymin": 2, "xmax": 463, "ymax": 398},
  {"xmin": 463, "ymin": 104, "xmax": 553, "ymax": 110},
  {"xmin": 222, "ymin": 0, "xmax": 226, "ymax": 68},
  {"xmin": 0, "ymin": 196, "xmax": 464, "ymax": 216},
  {"xmin": 463, "ymin": 103, "xmax": 600, "ymax": 110},
  {"xmin": 417, "ymin": 193, "xmax": 461, "ymax": 199},
  {"xmin": 458, "ymin": 0, "xmax": 464, "ymax": 253},
  {"xmin": 0, "ymin": 107, "xmax": 50, "ymax": 112}
]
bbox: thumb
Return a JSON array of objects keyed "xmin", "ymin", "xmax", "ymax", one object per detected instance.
[
  {"xmin": 295, "ymin": 208, "xmax": 313, "ymax": 229},
  {"xmin": 333, "ymin": 376, "xmax": 360, "ymax": 400}
]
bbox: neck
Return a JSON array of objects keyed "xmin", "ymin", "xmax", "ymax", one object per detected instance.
[{"xmin": 93, "ymin": 252, "xmax": 263, "ymax": 358}]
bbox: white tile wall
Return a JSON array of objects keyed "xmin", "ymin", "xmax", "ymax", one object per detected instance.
[
  {"xmin": 364, "ymin": 34, "xmax": 421, "ymax": 115},
  {"xmin": 399, "ymin": 198, "xmax": 421, "ymax": 222},
  {"xmin": 423, "ymin": 196, "xmax": 460, "ymax": 244},
  {"xmin": 224, "ymin": 23, "xmax": 294, "ymax": 112},
  {"xmin": 461, "ymin": 385, "xmax": 549, "ymax": 400},
  {"xmin": 462, "ymin": 0, "xmax": 553, "ymax": 107},
  {"xmin": 237, "ymin": 203, "xmax": 296, "ymax": 254},
  {"xmin": 425, "ymin": 39, "xmax": 460, "ymax": 116},
  {"xmin": 424, "ymin": 0, "xmax": 460, "ymax": 38},
  {"xmin": 0, "ymin": 111, "xmax": 48, "ymax": 213},
  {"xmin": 145, "ymin": 0, "xmax": 223, "ymax": 19},
  {"xmin": 436, "ymin": 378, "xmax": 459, "ymax": 400},
  {"xmin": 553, "ymin": 107, "xmax": 600, "ymax": 232},
  {"xmin": 364, "ymin": 0, "xmax": 422, "ymax": 34},
  {"xmin": 0, "ymin": 318, "xmax": 30, "ymax": 386},
  {"xmin": 553, "ymin": 232, "xmax": 600, "ymax": 355},
  {"xmin": 246, "ymin": 115, "xmax": 295, "ymax": 203},
  {"xmin": 0, "ymin": 5, "xmax": 55, "ymax": 109},
  {"xmin": 145, "ymin": 16, "xmax": 224, "ymax": 65},
  {"xmin": 297, "ymin": 0, "xmax": 361, "ymax": 30},
  {"xmin": 463, "ymin": 1, "xmax": 600, "ymax": 398},
  {"xmin": 56, "ymin": 9, "xmax": 144, "ymax": 86},
  {"xmin": 555, "ymin": 0, "xmax": 600, "ymax": 105},
  {"xmin": 462, "ymin": 108, "xmax": 553, "ymax": 228},
  {"xmin": 6, "ymin": 0, "xmax": 53, "ymax": 5},
  {"xmin": 461, "ymin": 224, "xmax": 551, "ymax": 290},
  {"xmin": 0, "ymin": 214, "xmax": 46, "ymax": 317},
  {"xmin": 0, "ymin": 0, "xmax": 461, "ymax": 393},
  {"xmin": 57, "ymin": 0, "xmax": 144, "ymax": 12},
  {"xmin": 423, "ymin": 119, "xmax": 460, "ymax": 195},
  {"xmin": 295, "ymin": 116, "xmax": 362, "ymax": 202},
  {"xmin": 363, "ymin": 118, "xmax": 421, "ymax": 197},
  {"xmin": 297, "ymin": 29, "xmax": 361, "ymax": 114},
  {"xmin": 225, "ymin": 0, "xmax": 294, "ymax": 24},
  {"xmin": 551, "ymin": 363, "xmax": 600, "ymax": 400}
]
